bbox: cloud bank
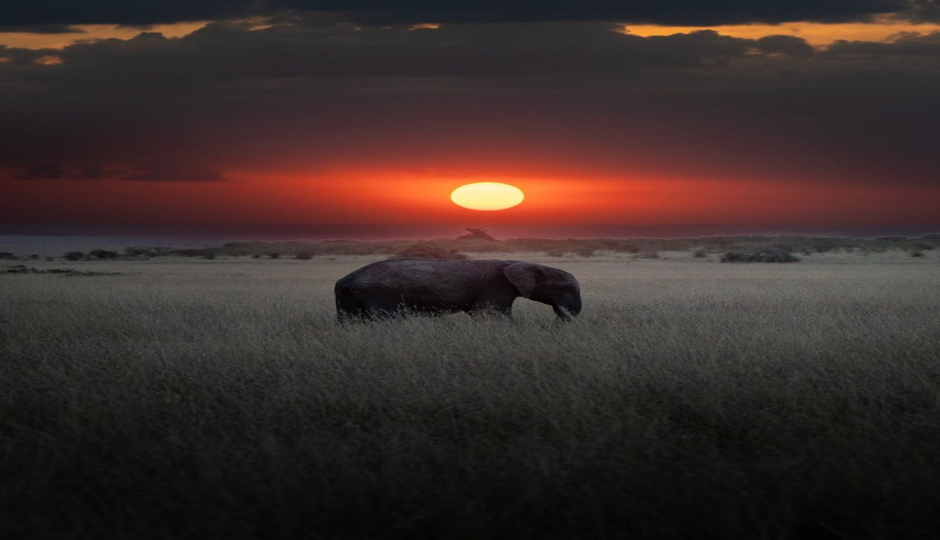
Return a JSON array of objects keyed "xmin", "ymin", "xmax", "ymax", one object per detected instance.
[
  {"xmin": 1, "ymin": 20, "xmax": 937, "ymax": 183},
  {"xmin": 3, "ymin": 1, "xmax": 939, "ymax": 28}
]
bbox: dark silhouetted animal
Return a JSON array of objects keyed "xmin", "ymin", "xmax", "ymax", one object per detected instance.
[{"xmin": 335, "ymin": 259, "xmax": 581, "ymax": 322}]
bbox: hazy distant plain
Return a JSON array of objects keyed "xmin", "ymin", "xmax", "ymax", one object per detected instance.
[{"xmin": 3, "ymin": 253, "xmax": 940, "ymax": 539}]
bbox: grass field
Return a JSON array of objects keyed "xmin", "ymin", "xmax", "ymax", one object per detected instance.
[{"xmin": 3, "ymin": 252, "xmax": 940, "ymax": 539}]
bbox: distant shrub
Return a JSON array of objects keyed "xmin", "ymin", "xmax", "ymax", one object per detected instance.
[
  {"xmin": 251, "ymin": 254, "xmax": 261, "ymax": 259},
  {"xmin": 876, "ymin": 236, "xmax": 907, "ymax": 242},
  {"xmin": 639, "ymin": 251, "xmax": 660, "ymax": 259},
  {"xmin": 392, "ymin": 242, "xmax": 468, "ymax": 260},
  {"xmin": 577, "ymin": 248, "xmax": 596, "ymax": 257},
  {"xmin": 0, "ymin": 252, "xmax": 16, "ymax": 260},
  {"xmin": 721, "ymin": 247, "xmax": 800, "ymax": 263},
  {"xmin": 752, "ymin": 248, "xmax": 800, "ymax": 262},
  {"xmin": 692, "ymin": 248, "xmax": 708, "ymax": 258},
  {"xmin": 1, "ymin": 265, "xmax": 122, "ymax": 276},
  {"xmin": 173, "ymin": 248, "xmax": 219, "ymax": 258},
  {"xmin": 124, "ymin": 246, "xmax": 173, "ymax": 257},
  {"xmin": 918, "ymin": 233, "xmax": 940, "ymax": 245},
  {"xmin": 910, "ymin": 250, "xmax": 925, "ymax": 258},
  {"xmin": 204, "ymin": 253, "xmax": 216, "ymax": 260},
  {"xmin": 268, "ymin": 253, "xmax": 281, "ymax": 259},
  {"xmin": 63, "ymin": 251, "xmax": 85, "ymax": 261},
  {"xmin": 116, "ymin": 235, "xmax": 940, "ymax": 261},
  {"xmin": 89, "ymin": 249, "xmax": 118, "ymax": 259},
  {"xmin": 295, "ymin": 252, "xmax": 314, "ymax": 260}
]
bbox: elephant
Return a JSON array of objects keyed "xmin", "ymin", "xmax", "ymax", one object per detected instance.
[{"xmin": 334, "ymin": 258, "xmax": 581, "ymax": 322}]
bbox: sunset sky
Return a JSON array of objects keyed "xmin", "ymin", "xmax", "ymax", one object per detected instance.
[{"xmin": 2, "ymin": 1, "xmax": 939, "ymax": 235}]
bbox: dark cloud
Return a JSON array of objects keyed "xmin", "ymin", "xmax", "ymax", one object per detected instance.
[
  {"xmin": 0, "ymin": 0, "xmax": 932, "ymax": 29},
  {"xmin": 317, "ymin": 0, "xmax": 918, "ymax": 26},
  {"xmin": 122, "ymin": 163, "xmax": 226, "ymax": 182},
  {"xmin": 67, "ymin": 164, "xmax": 114, "ymax": 179},
  {"xmin": 36, "ymin": 23, "xmax": 761, "ymax": 85},
  {"xmin": 0, "ymin": 0, "xmax": 258, "ymax": 28},
  {"xmin": 755, "ymin": 35, "xmax": 816, "ymax": 57},
  {"xmin": 826, "ymin": 30, "xmax": 940, "ymax": 54},
  {"xmin": 0, "ymin": 24, "xmax": 84, "ymax": 34},
  {"xmin": 14, "ymin": 164, "xmax": 64, "ymax": 179},
  {"xmin": 11, "ymin": 163, "xmax": 226, "ymax": 181},
  {"xmin": 900, "ymin": 0, "xmax": 940, "ymax": 22},
  {"xmin": 0, "ymin": 44, "xmax": 63, "ymax": 65},
  {"xmin": 1, "ymin": 21, "xmax": 938, "ymax": 188}
]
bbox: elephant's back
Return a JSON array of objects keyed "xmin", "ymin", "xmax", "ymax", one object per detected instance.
[{"xmin": 336, "ymin": 258, "xmax": 508, "ymax": 290}]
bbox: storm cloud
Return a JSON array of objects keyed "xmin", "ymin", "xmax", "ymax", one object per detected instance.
[
  {"xmin": 1, "ymin": 0, "xmax": 938, "ymax": 28},
  {"xmin": 14, "ymin": 164, "xmax": 65, "ymax": 180},
  {"xmin": 1, "ymin": 18, "xmax": 938, "ymax": 188},
  {"xmin": 12, "ymin": 162, "xmax": 227, "ymax": 182}
]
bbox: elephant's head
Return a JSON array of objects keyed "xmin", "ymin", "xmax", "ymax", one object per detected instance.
[{"xmin": 504, "ymin": 262, "xmax": 582, "ymax": 320}]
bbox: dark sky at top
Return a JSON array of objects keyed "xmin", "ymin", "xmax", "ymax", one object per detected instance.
[
  {"xmin": 1, "ymin": 1, "xmax": 939, "ymax": 229},
  {"xmin": 3, "ymin": 0, "xmax": 940, "ymax": 27}
]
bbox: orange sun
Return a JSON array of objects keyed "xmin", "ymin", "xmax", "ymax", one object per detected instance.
[{"xmin": 450, "ymin": 182, "xmax": 525, "ymax": 211}]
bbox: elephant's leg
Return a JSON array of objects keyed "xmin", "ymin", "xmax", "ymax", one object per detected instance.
[{"xmin": 336, "ymin": 287, "xmax": 368, "ymax": 323}]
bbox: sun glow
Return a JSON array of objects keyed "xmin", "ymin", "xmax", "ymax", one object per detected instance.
[{"xmin": 450, "ymin": 182, "xmax": 525, "ymax": 211}]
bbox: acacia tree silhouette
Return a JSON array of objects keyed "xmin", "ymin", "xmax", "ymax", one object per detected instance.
[{"xmin": 457, "ymin": 228, "xmax": 498, "ymax": 241}]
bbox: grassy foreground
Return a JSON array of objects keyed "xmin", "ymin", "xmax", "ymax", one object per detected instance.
[{"xmin": 2, "ymin": 253, "xmax": 940, "ymax": 539}]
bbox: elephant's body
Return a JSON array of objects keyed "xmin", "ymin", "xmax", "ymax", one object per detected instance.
[{"xmin": 335, "ymin": 258, "xmax": 581, "ymax": 322}]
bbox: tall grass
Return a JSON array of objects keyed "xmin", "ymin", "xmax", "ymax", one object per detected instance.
[{"xmin": 2, "ymin": 256, "xmax": 940, "ymax": 539}]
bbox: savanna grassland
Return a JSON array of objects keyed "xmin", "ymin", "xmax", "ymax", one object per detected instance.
[{"xmin": 2, "ymin": 251, "xmax": 940, "ymax": 539}]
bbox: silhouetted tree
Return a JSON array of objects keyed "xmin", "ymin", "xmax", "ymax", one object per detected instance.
[{"xmin": 457, "ymin": 228, "xmax": 498, "ymax": 241}]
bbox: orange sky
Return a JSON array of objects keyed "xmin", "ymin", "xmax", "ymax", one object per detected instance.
[
  {"xmin": 625, "ymin": 18, "xmax": 940, "ymax": 45},
  {"xmin": 0, "ymin": 22, "xmax": 210, "ymax": 49},
  {"xmin": 4, "ymin": 167, "xmax": 938, "ymax": 227}
]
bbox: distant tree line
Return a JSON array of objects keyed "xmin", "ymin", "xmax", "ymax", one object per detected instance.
[{"xmin": 3, "ymin": 231, "xmax": 938, "ymax": 262}]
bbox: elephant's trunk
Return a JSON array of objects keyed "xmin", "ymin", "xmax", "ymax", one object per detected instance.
[{"xmin": 553, "ymin": 304, "xmax": 580, "ymax": 321}]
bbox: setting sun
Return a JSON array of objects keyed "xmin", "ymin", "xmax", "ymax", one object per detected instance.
[{"xmin": 450, "ymin": 182, "xmax": 525, "ymax": 211}]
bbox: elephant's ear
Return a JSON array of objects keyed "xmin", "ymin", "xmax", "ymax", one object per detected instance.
[{"xmin": 504, "ymin": 262, "xmax": 543, "ymax": 298}]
